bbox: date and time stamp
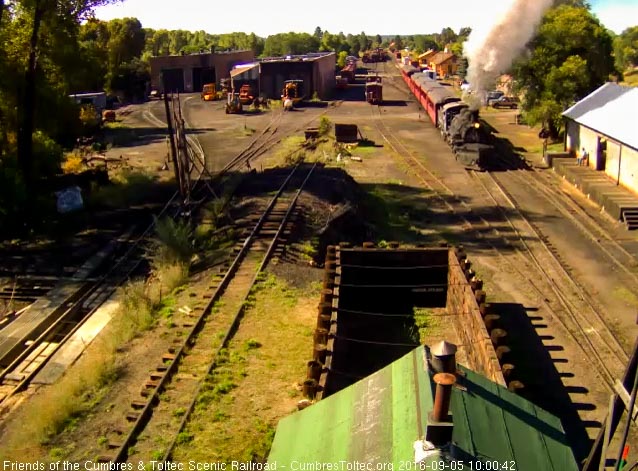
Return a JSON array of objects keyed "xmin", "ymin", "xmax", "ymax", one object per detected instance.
[
  {"xmin": 1, "ymin": 461, "xmax": 516, "ymax": 471},
  {"xmin": 271, "ymin": 461, "xmax": 517, "ymax": 471}
]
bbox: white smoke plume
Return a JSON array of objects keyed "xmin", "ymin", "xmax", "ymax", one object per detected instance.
[{"xmin": 464, "ymin": 0, "xmax": 554, "ymax": 99}]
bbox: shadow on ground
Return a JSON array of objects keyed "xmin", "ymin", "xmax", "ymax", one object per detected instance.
[
  {"xmin": 357, "ymin": 180, "xmax": 562, "ymax": 253},
  {"xmin": 103, "ymin": 126, "xmax": 215, "ymax": 148},
  {"xmin": 492, "ymin": 302, "xmax": 594, "ymax": 462}
]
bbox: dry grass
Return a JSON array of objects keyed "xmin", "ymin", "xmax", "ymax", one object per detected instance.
[
  {"xmin": 155, "ymin": 263, "xmax": 189, "ymax": 292},
  {"xmin": 613, "ymin": 286, "xmax": 638, "ymax": 308},
  {"xmin": 170, "ymin": 273, "xmax": 318, "ymax": 463},
  {"xmin": 258, "ymin": 136, "xmax": 306, "ymax": 168},
  {"xmin": 0, "ymin": 327, "xmax": 118, "ymax": 459},
  {"xmin": 0, "ymin": 261, "xmax": 189, "ymax": 460}
]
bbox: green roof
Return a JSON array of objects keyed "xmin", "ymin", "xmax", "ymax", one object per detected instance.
[{"xmin": 268, "ymin": 346, "xmax": 578, "ymax": 470}]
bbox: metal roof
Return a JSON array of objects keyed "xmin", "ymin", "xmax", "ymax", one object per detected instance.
[
  {"xmin": 418, "ymin": 49, "xmax": 437, "ymax": 60},
  {"xmin": 230, "ymin": 63, "xmax": 259, "ymax": 77},
  {"xmin": 401, "ymin": 64, "xmax": 419, "ymax": 75},
  {"xmin": 260, "ymin": 52, "xmax": 335, "ymax": 63},
  {"xmin": 562, "ymin": 82, "xmax": 638, "ymax": 151},
  {"xmin": 268, "ymin": 346, "xmax": 578, "ymax": 470},
  {"xmin": 427, "ymin": 87, "xmax": 461, "ymax": 106}
]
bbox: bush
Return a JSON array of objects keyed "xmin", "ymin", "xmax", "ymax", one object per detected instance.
[
  {"xmin": 32, "ymin": 130, "xmax": 63, "ymax": 178},
  {"xmin": 318, "ymin": 116, "xmax": 332, "ymax": 136},
  {"xmin": 79, "ymin": 105, "xmax": 100, "ymax": 135},
  {"xmin": 151, "ymin": 217, "xmax": 193, "ymax": 266}
]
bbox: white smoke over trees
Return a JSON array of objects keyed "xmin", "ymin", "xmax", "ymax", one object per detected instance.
[{"xmin": 464, "ymin": 0, "xmax": 554, "ymax": 98}]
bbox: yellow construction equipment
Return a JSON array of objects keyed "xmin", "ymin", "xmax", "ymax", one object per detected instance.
[
  {"xmin": 201, "ymin": 83, "xmax": 220, "ymax": 101},
  {"xmin": 225, "ymin": 92, "xmax": 243, "ymax": 114},
  {"xmin": 281, "ymin": 80, "xmax": 305, "ymax": 105}
]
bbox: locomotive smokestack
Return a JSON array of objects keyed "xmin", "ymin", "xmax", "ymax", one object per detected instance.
[{"xmin": 464, "ymin": 0, "xmax": 553, "ymax": 96}]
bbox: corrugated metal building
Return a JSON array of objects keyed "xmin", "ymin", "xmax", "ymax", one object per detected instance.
[
  {"xmin": 563, "ymin": 83, "xmax": 638, "ymax": 193},
  {"xmin": 230, "ymin": 63, "xmax": 260, "ymax": 97},
  {"xmin": 268, "ymin": 345, "xmax": 578, "ymax": 470},
  {"xmin": 259, "ymin": 52, "xmax": 336, "ymax": 100},
  {"xmin": 227, "ymin": 52, "xmax": 336, "ymax": 100},
  {"xmin": 149, "ymin": 50, "xmax": 255, "ymax": 93}
]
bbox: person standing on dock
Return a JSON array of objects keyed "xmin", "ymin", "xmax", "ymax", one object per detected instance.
[{"xmin": 577, "ymin": 147, "xmax": 588, "ymax": 166}]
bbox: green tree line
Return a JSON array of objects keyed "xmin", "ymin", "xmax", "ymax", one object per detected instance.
[{"xmin": 0, "ymin": 0, "xmax": 636, "ymax": 232}]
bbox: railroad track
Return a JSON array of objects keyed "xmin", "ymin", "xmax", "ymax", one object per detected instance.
[
  {"xmin": 468, "ymin": 169, "xmax": 628, "ymax": 386},
  {"xmin": 220, "ymin": 105, "xmax": 334, "ymax": 174},
  {"xmin": 0, "ymin": 97, "xmax": 319, "ymax": 401},
  {"xmin": 219, "ymin": 107, "xmax": 286, "ymax": 172},
  {"xmin": 374, "ymin": 61, "xmax": 631, "ymax": 379},
  {"xmin": 84, "ymin": 162, "xmax": 318, "ymax": 463},
  {"xmin": 0, "ymin": 178, "xmax": 196, "ymax": 412},
  {"xmin": 0, "ymin": 224, "xmax": 155, "ymax": 410},
  {"xmin": 519, "ymin": 167, "xmax": 638, "ymax": 276},
  {"xmin": 369, "ymin": 101, "xmax": 627, "ymax": 394},
  {"xmin": 376, "ymin": 60, "xmax": 415, "ymax": 98},
  {"xmin": 0, "ymin": 94, "xmax": 278, "ymax": 414},
  {"xmin": 0, "ymin": 278, "xmax": 56, "ymax": 305}
]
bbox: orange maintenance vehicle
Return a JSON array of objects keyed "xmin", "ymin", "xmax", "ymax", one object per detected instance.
[{"xmin": 201, "ymin": 83, "xmax": 219, "ymax": 101}]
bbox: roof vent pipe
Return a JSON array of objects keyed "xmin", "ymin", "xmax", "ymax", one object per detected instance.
[
  {"xmin": 430, "ymin": 341, "xmax": 457, "ymax": 374},
  {"xmin": 432, "ymin": 373, "xmax": 456, "ymax": 422}
]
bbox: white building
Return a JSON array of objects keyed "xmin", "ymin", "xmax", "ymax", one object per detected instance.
[{"xmin": 563, "ymin": 83, "xmax": 638, "ymax": 193}]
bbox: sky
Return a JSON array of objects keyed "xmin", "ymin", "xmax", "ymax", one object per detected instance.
[{"xmin": 93, "ymin": 0, "xmax": 638, "ymax": 37}]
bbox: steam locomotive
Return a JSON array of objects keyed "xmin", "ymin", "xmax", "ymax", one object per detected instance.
[{"xmin": 400, "ymin": 63, "xmax": 494, "ymax": 168}]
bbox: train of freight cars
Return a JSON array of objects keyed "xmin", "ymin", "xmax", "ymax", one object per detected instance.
[{"xmin": 399, "ymin": 63, "xmax": 494, "ymax": 169}]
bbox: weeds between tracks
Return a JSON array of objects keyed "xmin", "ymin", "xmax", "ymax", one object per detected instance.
[{"xmin": 167, "ymin": 274, "xmax": 320, "ymax": 463}]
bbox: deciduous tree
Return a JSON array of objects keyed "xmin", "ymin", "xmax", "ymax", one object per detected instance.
[
  {"xmin": 513, "ymin": 4, "xmax": 615, "ymax": 135},
  {"xmin": 16, "ymin": 0, "xmax": 121, "ymax": 192},
  {"xmin": 614, "ymin": 26, "xmax": 638, "ymax": 72}
]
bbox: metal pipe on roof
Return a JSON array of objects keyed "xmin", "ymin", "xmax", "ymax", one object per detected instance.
[
  {"xmin": 430, "ymin": 341, "xmax": 457, "ymax": 374},
  {"xmin": 432, "ymin": 372, "xmax": 456, "ymax": 422}
]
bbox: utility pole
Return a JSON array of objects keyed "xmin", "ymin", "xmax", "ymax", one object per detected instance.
[{"xmin": 162, "ymin": 74, "xmax": 181, "ymax": 197}]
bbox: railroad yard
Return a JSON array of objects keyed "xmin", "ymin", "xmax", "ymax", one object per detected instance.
[{"xmin": 1, "ymin": 58, "xmax": 638, "ymax": 465}]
